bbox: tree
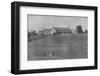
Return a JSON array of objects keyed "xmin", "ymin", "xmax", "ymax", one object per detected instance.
[
  {"xmin": 32, "ymin": 30, "xmax": 37, "ymax": 35},
  {"xmin": 76, "ymin": 25, "xmax": 83, "ymax": 33},
  {"xmin": 28, "ymin": 31, "xmax": 37, "ymax": 42},
  {"xmin": 84, "ymin": 29, "xmax": 88, "ymax": 33}
]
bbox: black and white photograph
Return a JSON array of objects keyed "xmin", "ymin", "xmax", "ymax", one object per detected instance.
[
  {"xmin": 11, "ymin": 1, "xmax": 97, "ymax": 74},
  {"xmin": 28, "ymin": 14, "xmax": 88, "ymax": 61}
]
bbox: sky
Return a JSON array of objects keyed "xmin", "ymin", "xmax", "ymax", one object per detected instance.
[{"xmin": 27, "ymin": 14, "xmax": 88, "ymax": 32}]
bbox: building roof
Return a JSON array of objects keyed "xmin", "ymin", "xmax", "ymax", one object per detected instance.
[
  {"xmin": 53, "ymin": 27, "xmax": 72, "ymax": 33},
  {"xmin": 54, "ymin": 27, "xmax": 70, "ymax": 30}
]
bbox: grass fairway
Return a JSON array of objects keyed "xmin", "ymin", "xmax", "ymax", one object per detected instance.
[{"xmin": 28, "ymin": 33, "xmax": 88, "ymax": 60}]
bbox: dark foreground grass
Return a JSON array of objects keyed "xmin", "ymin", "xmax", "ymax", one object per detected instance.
[{"xmin": 28, "ymin": 33, "xmax": 88, "ymax": 60}]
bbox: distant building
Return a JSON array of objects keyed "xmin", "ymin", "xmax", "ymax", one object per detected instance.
[
  {"xmin": 38, "ymin": 28, "xmax": 56, "ymax": 35},
  {"xmin": 53, "ymin": 26, "xmax": 72, "ymax": 34}
]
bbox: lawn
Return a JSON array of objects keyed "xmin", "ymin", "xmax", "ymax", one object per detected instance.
[{"xmin": 28, "ymin": 33, "xmax": 88, "ymax": 60}]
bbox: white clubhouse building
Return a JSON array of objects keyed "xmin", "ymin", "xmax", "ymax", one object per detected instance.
[{"xmin": 38, "ymin": 26, "xmax": 72, "ymax": 35}]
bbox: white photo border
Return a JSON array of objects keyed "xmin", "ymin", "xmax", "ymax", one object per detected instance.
[{"xmin": 20, "ymin": 6, "xmax": 95, "ymax": 70}]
